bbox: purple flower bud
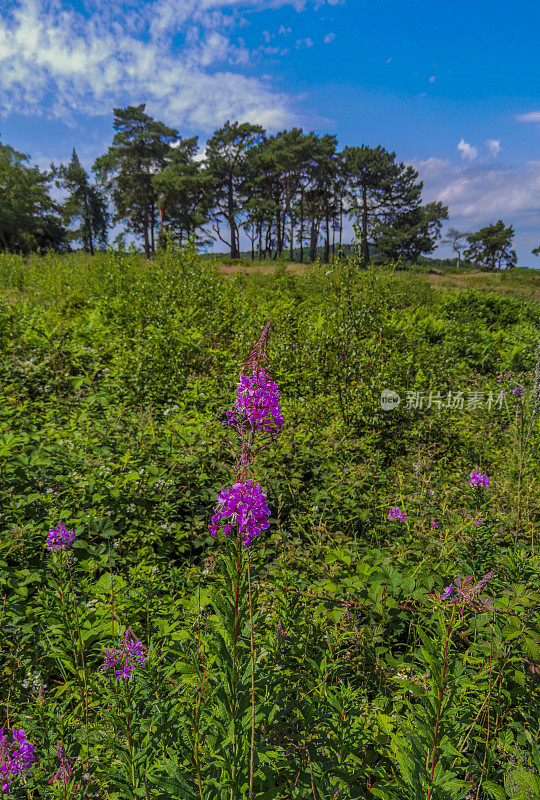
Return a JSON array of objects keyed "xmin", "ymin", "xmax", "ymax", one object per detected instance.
[
  {"xmin": 48, "ymin": 742, "xmax": 73, "ymax": 785},
  {"xmin": 103, "ymin": 630, "xmax": 145, "ymax": 681}
]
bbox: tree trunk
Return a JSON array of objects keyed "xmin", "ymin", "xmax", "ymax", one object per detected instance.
[
  {"xmin": 339, "ymin": 196, "xmax": 343, "ymax": 251},
  {"xmin": 142, "ymin": 181, "xmax": 150, "ymax": 260},
  {"xmin": 83, "ymin": 194, "xmax": 94, "ymax": 256},
  {"xmin": 309, "ymin": 219, "xmax": 319, "ymax": 262},
  {"xmin": 227, "ymin": 176, "xmax": 237, "ymax": 259},
  {"xmin": 289, "ymin": 213, "xmax": 294, "ymax": 262},
  {"xmin": 323, "ymin": 211, "xmax": 330, "ymax": 263},
  {"xmin": 361, "ymin": 184, "xmax": 369, "ymax": 265},
  {"xmin": 299, "ymin": 193, "xmax": 304, "ymax": 263},
  {"xmin": 150, "ymin": 198, "xmax": 155, "ymax": 255}
]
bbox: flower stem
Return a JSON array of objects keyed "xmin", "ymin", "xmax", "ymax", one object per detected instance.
[
  {"xmin": 124, "ymin": 679, "xmax": 136, "ymax": 788},
  {"xmin": 247, "ymin": 549, "xmax": 255, "ymax": 800},
  {"xmin": 426, "ymin": 616, "xmax": 454, "ymax": 800},
  {"xmin": 67, "ymin": 563, "xmax": 90, "ymax": 760}
]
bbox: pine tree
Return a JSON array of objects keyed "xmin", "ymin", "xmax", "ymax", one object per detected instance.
[
  {"xmin": 205, "ymin": 121, "xmax": 265, "ymax": 259},
  {"xmin": 375, "ymin": 201, "xmax": 448, "ymax": 263},
  {"xmin": 54, "ymin": 149, "xmax": 108, "ymax": 255},
  {"xmin": 93, "ymin": 105, "xmax": 179, "ymax": 258},
  {"xmin": 343, "ymin": 145, "xmax": 422, "ymax": 265},
  {"xmin": 464, "ymin": 220, "xmax": 517, "ymax": 270},
  {"xmin": 0, "ymin": 140, "xmax": 66, "ymax": 254}
]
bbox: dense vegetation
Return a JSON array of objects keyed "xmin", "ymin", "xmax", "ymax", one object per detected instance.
[{"xmin": 0, "ymin": 249, "xmax": 539, "ymax": 799}]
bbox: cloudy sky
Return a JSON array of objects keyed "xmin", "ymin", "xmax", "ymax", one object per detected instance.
[{"xmin": 1, "ymin": 0, "xmax": 539, "ymax": 263}]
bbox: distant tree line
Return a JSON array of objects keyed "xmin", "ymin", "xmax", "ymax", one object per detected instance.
[{"xmin": 0, "ymin": 104, "xmax": 526, "ymax": 268}]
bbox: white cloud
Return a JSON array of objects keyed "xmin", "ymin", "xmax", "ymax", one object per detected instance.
[
  {"xmin": 414, "ymin": 156, "xmax": 540, "ymax": 223},
  {"xmin": 0, "ymin": 0, "xmax": 320, "ymax": 131},
  {"xmin": 486, "ymin": 138, "xmax": 501, "ymax": 157},
  {"xmin": 516, "ymin": 111, "xmax": 540, "ymax": 123},
  {"xmin": 278, "ymin": 25, "xmax": 291, "ymax": 35},
  {"xmin": 428, "ymin": 75, "xmax": 436, "ymax": 83},
  {"xmin": 324, "ymin": 32, "xmax": 335, "ymax": 43},
  {"xmin": 296, "ymin": 37, "xmax": 314, "ymax": 48},
  {"xmin": 412, "ymin": 155, "xmax": 540, "ymax": 263},
  {"xmin": 457, "ymin": 138, "xmax": 478, "ymax": 161}
]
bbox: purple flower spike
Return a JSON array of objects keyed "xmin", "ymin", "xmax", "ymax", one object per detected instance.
[
  {"xmin": 209, "ymin": 479, "xmax": 270, "ymax": 547},
  {"xmin": 46, "ymin": 521, "xmax": 75, "ymax": 551},
  {"xmin": 448, "ymin": 572, "xmax": 495, "ymax": 616},
  {"xmin": 226, "ymin": 367, "xmax": 284, "ymax": 436},
  {"xmin": 48, "ymin": 742, "xmax": 73, "ymax": 785},
  {"xmin": 442, "ymin": 584, "xmax": 453, "ymax": 599},
  {"xmin": 388, "ymin": 506, "xmax": 407, "ymax": 521},
  {"xmin": 467, "ymin": 471, "xmax": 490, "ymax": 488},
  {"xmin": 0, "ymin": 728, "xmax": 35, "ymax": 796},
  {"xmin": 103, "ymin": 630, "xmax": 145, "ymax": 681}
]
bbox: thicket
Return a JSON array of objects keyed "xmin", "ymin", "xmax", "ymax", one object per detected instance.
[{"xmin": 0, "ymin": 249, "xmax": 539, "ymax": 799}]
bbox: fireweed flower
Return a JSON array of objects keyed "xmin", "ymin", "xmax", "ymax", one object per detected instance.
[
  {"xmin": 468, "ymin": 471, "xmax": 490, "ymax": 488},
  {"xmin": 48, "ymin": 742, "xmax": 73, "ymax": 785},
  {"xmin": 226, "ymin": 367, "xmax": 284, "ymax": 435},
  {"xmin": 46, "ymin": 521, "xmax": 75, "ymax": 551},
  {"xmin": 0, "ymin": 728, "xmax": 35, "ymax": 796},
  {"xmin": 388, "ymin": 506, "xmax": 407, "ymax": 521},
  {"xmin": 441, "ymin": 572, "xmax": 494, "ymax": 617},
  {"xmin": 103, "ymin": 630, "xmax": 145, "ymax": 680},
  {"xmin": 209, "ymin": 479, "xmax": 270, "ymax": 547}
]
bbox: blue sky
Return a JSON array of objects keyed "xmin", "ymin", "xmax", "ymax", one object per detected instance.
[{"xmin": 1, "ymin": 0, "xmax": 539, "ymax": 263}]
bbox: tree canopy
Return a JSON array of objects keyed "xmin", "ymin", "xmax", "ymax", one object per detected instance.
[
  {"xmin": 464, "ymin": 220, "xmax": 517, "ymax": 270},
  {"xmin": 0, "ymin": 107, "xmax": 526, "ymax": 267}
]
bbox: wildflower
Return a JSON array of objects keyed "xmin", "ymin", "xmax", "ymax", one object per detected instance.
[
  {"xmin": 46, "ymin": 521, "xmax": 75, "ymax": 551},
  {"xmin": 512, "ymin": 385, "xmax": 524, "ymax": 397},
  {"xmin": 48, "ymin": 742, "xmax": 73, "ymax": 785},
  {"xmin": 226, "ymin": 367, "xmax": 284, "ymax": 436},
  {"xmin": 209, "ymin": 479, "xmax": 270, "ymax": 547},
  {"xmin": 431, "ymin": 520, "xmax": 440, "ymax": 528},
  {"xmin": 467, "ymin": 471, "xmax": 490, "ymax": 488},
  {"xmin": 388, "ymin": 506, "xmax": 407, "ymax": 521},
  {"xmin": 225, "ymin": 323, "xmax": 283, "ymax": 438},
  {"xmin": 442, "ymin": 573, "xmax": 494, "ymax": 616},
  {"xmin": 22, "ymin": 671, "xmax": 47, "ymax": 692},
  {"xmin": 277, "ymin": 620, "xmax": 286, "ymax": 643},
  {"xmin": 0, "ymin": 728, "xmax": 35, "ymax": 796},
  {"xmin": 103, "ymin": 630, "xmax": 145, "ymax": 680},
  {"xmin": 475, "ymin": 518, "xmax": 484, "ymax": 526}
]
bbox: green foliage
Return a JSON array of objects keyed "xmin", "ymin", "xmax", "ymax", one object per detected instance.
[
  {"xmin": 464, "ymin": 221, "xmax": 517, "ymax": 271},
  {"xmin": 0, "ymin": 249, "xmax": 538, "ymax": 798},
  {"xmin": 0, "ymin": 139, "xmax": 67, "ymax": 253}
]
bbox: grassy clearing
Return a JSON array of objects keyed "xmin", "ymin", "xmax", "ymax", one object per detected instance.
[{"xmin": 0, "ymin": 249, "xmax": 539, "ymax": 799}]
